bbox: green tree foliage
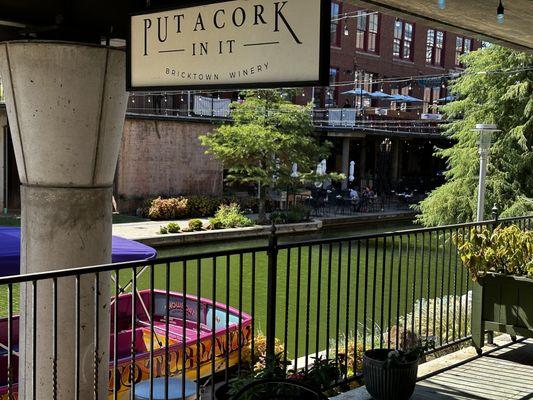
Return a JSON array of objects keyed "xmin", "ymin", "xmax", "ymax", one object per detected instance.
[
  {"xmin": 200, "ymin": 89, "xmax": 332, "ymax": 222},
  {"xmin": 418, "ymin": 46, "xmax": 533, "ymax": 226}
]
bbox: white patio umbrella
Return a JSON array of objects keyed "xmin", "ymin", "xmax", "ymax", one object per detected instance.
[
  {"xmin": 321, "ymin": 159, "xmax": 327, "ymax": 175},
  {"xmin": 349, "ymin": 161, "xmax": 356, "ymax": 182},
  {"xmin": 315, "ymin": 163, "xmax": 324, "ymax": 187},
  {"xmin": 291, "ymin": 163, "xmax": 299, "ymax": 178}
]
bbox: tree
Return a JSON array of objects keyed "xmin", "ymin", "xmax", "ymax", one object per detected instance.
[
  {"xmin": 200, "ymin": 89, "xmax": 333, "ymax": 223},
  {"xmin": 417, "ymin": 45, "xmax": 533, "ymax": 226}
]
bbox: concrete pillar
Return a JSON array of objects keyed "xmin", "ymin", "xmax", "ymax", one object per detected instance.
[
  {"xmin": 341, "ymin": 137, "xmax": 350, "ymax": 189},
  {"xmin": 0, "ymin": 42, "xmax": 128, "ymax": 399},
  {"xmin": 0, "ymin": 114, "xmax": 5, "ymax": 211}
]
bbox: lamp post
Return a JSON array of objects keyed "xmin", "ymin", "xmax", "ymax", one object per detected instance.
[{"xmin": 473, "ymin": 124, "xmax": 500, "ymax": 222}]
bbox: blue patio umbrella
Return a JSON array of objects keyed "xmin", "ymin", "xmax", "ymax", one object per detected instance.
[
  {"xmin": 437, "ymin": 95, "xmax": 456, "ymax": 102},
  {"xmin": 400, "ymin": 94, "xmax": 424, "ymax": 103},
  {"xmin": 0, "ymin": 226, "xmax": 157, "ymax": 277},
  {"xmin": 368, "ymin": 91, "xmax": 395, "ymax": 99},
  {"xmin": 341, "ymin": 88, "xmax": 371, "ymax": 96},
  {"xmin": 389, "ymin": 94, "xmax": 424, "ymax": 102}
]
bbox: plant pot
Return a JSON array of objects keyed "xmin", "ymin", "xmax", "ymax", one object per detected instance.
[
  {"xmin": 214, "ymin": 383, "xmax": 230, "ymax": 400},
  {"xmin": 472, "ymin": 273, "xmax": 533, "ymax": 353},
  {"xmin": 363, "ymin": 349, "xmax": 419, "ymax": 400}
]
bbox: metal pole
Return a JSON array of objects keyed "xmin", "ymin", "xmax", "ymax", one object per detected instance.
[
  {"xmin": 477, "ymin": 146, "xmax": 489, "ymax": 222},
  {"xmin": 266, "ymin": 223, "xmax": 278, "ymax": 364},
  {"xmin": 187, "ymin": 90, "xmax": 191, "ymax": 116},
  {"xmin": 474, "ymin": 124, "xmax": 498, "ymax": 222}
]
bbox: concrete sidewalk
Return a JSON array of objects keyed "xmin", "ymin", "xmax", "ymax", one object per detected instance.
[{"xmin": 111, "ymin": 210, "xmax": 415, "ymax": 247}]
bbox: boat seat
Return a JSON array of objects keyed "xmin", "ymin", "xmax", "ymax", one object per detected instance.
[{"xmin": 109, "ymin": 328, "xmax": 146, "ymax": 360}]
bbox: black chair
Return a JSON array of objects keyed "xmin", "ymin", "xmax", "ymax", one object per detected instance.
[{"xmin": 230, "ymin": 378, "xmax": 329, "ymax": 400}]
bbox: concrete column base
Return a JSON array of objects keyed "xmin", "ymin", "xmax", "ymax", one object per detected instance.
[{"xmin": 19, "ymin": 185, "xmax": 112, "ymax": 400}]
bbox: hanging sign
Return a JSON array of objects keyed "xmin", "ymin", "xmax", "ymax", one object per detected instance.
[{"xmin": 127, "ymin": 0, "xmax": 331, "ymax": 90}]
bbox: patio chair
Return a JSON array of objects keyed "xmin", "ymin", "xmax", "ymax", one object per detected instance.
[{"xmin": 231, "ymin": 378, "xmax": 328, "ymax": 400}]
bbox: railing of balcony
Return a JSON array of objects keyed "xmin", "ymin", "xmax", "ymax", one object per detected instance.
[
  {"xmin": 125, "ymin": 93, "xmax": 446, "ymax": 136},
  {"xmin": 1, "ymin": 215, "xmax": 530, "ymax": 399}
]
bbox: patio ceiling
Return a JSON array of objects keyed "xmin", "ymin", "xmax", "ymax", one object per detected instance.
[
  {"xmin": 349, "ymin": 0, "xmax": 533, "ymax": 53},
  {"xmin": 0, "ymin": 0, "xmax": 531, "ymax": 51}
]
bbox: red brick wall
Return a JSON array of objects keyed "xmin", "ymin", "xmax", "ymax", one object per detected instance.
[
  {"xmin": 116, "ymin": 118, "xmax": 223, "ymax": 210},
  {"xmin": 297, "ymin": 1, "xmax": 481, "ymax": 106}
]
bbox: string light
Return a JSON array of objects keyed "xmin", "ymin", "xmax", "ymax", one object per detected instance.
[{"xmin": 438, "ymin": 0, "xmax": 446, "ymax": 10}]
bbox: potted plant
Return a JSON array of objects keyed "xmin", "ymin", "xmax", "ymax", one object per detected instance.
[
  {"xmin": 362, "ymin": 339, "xmax": 433, "ymax": 400},
  {"xmin": 215, "ymin": 354, "xmax": 344, "ymax": 400},
  {"xmin": 455, "ymin": 225, "xmax": 533, "ymax": 353}
]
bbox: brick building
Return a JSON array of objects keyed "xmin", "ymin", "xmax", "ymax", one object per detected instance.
[{"xmin": 1, "ymin": 1, "xmax": 482, "ymax": 213}]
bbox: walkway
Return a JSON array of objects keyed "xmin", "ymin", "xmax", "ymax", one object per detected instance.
[
  {"xmin": 111, "ymin": 210, "xmax": 414, "ymax": 246},
  {"xmin": 334, "ymin": 338, "xmax": 533, "ymax": 400}
]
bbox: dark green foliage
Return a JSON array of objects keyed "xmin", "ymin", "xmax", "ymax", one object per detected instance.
[
  {"xmin": 188, "ymin": 219, "xmax": 203, "ymax": 232},
  {"xmin": 418, "ymin": 46, "xmax": 533, "ymax": 226},
  {"xmin": 200, "ymin": 89, "xmax": 332, "ymax": 222},
  {"xmin": 209, "ymin": 203, "xmax": 254, "ymax": 229},
  {"xmin": 166, "ymin": 222, "xmax": 181, "ymax": 234}
]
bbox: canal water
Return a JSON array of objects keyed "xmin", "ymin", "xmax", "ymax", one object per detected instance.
[{"xmin": 145, "ymin": 218, "xmax": 464, "ymax": 360}]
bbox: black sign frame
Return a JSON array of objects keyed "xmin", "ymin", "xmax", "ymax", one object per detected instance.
[{"xmin": 126, "ymin": 0, "xmax": 331, "ymax": 91}]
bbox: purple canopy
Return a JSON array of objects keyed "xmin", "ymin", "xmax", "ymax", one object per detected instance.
[{"xmin": 0, "ymin": 227, "xmax": 157, "ymax": 277}]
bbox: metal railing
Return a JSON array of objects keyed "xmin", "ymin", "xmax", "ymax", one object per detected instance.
[
  {"xmin": 125, "ymin": 94, "xmax": 446, "ymax": 137},
  {"xmin": 0, "ymin": 214, "xmax": 531, "ymax": 399}
]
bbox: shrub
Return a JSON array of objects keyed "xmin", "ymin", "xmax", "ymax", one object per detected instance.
[
  {"xmin": 269, "ymin": 211, "xmax": 286, "ymax": 225},
  {"xmin": 209, "ymin": 203, "xmax": 253, "ymax": 229},
  {"xmin": 188, "ymin": 219, "xmax": 203, "ymax": 231},
  {"xmin": 455, "ymin": 225, "xmax": 533, "ymax": 280},
  {"xmin": 241, "ymin": 331, "xmax": 285, "ymax": 372},
  {"xmin": 159, "ymin": 225, "xmax": 168, "ymax": 235},
  {"xmin": 148, "ymin": 197, "xmax": 188, "ymax": 220},
  {"xmin": 186, "ymin": 195, "xmax": 226, "ymax": 218},
  {"xmin": 166, "ymin": 222, "xmax": 181, "ymax": 234},
  {"xmin": 286, "ymin": 204, "xmax": 311, "ymax": 223},
  {"xmin": 384, "ymin": 292, "xmax": 472, "ymax": 350}
]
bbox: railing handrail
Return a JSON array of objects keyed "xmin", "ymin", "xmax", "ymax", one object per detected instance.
[
  {"xmin": 1, "ymin": 215, "xmax": 530, "ymax": 285},
  {"xmin": 278, "ymin": 215, "xmax": 532, "ymax": 250},
  {"xmin": 0, "ymin": 245, "xmax": 270, "ymax": 284}
]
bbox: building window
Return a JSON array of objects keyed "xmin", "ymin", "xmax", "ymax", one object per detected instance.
[
  {"xmin": 426, "ymin": 29, "xmax": 445, "ymax": 66},
  {"xmin": 423, "ymin": 86, "xmax": 443, "ymax": 113},
  {"xmin": 393, "ymin": 19, "xmax": 414, "ymax": 60},
  {"xmin": 327, "ymin": 68, "xmax": 339, "ymax": 106},
  {"xmin": 356, "ymin": 11, "xmax": 379, "ymax": 53},
  {"xmin": 455, "ymin": 36, "xmax": 473, "ymax": 66},
  {"xmin": 354, "ymin": 71, "xmax": 374, "ymax": 108},
  {"xmin": 331, "ymin": 2, "xmax": 342, "ymax": 47},
  {"xmin": 390, "ymin": 87, "xmax": 399, "ymax": 110}
]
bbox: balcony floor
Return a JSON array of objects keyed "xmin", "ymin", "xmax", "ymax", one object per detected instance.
[{"xmin": 335, "ymin": 338, "xmax": 533, "ymax": 400}]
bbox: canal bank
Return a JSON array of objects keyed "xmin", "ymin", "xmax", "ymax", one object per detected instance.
[{"xmin": 112, "ymin": 210, "xmax": 416, "ymax": 249}]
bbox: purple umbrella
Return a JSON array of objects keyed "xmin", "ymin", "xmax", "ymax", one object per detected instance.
[{"xmin": 0, "ymin": 226, "xmax": 157, "ymax": 277}]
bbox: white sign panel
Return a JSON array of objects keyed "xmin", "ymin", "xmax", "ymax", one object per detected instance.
[{"xmin": 128, "ymin": 0, "xmax": 330, "ymax": 90}]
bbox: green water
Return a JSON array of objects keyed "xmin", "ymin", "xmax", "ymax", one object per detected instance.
[
  {"xmin": 1, "ymin": 220, "xmax": 469, "ymax": 359},
  {"xmin": 132, "ymin": 220, "xmax": 467, "ymax": 359}
]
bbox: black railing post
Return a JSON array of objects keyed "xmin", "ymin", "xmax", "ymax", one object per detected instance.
[{"xmin": 266, "ymin": 222, "xmax": 279, "ymax": 364}]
